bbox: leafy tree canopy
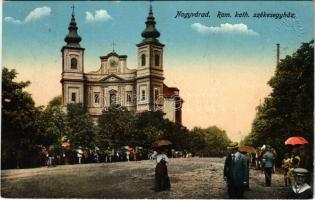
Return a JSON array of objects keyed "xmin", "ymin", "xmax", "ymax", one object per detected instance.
[
  {"xmin": 189, "ymin": 126, "xmax": 231, "ymax": 157},
  {"xmin": 243, "ymin": 40, "xmax": 314, "ymax": 166},
  {"xmin": 66, "ymin": 103, "xmax": 96, "ymax": 149}
]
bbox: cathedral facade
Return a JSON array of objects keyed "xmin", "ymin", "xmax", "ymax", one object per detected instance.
[{"xmin": 61, "ymin": 5, "xmax": 183, "ymax": 124}]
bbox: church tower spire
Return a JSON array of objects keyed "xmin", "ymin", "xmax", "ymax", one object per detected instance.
[
  {"xmin": 64, "ymin": 5, "xmax": 82, "ymax": 47},
  {"xmin": 138, "ymin": 3, "xmax": 163, "ymax": 46},
  {"xmin": 61, "ymin": 5, "xmax": 85, "ymax": 107}
]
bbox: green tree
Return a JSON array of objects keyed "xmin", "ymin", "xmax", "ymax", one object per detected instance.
[
  {"xmin": 244, "ymin": 41, "xmax": 314, "ymax": 167},
  {"xmin": 47, "ymin": 95, "xmax": 62, "ymax": 108},
  {"xmin": 188, "ymin": 126, "xmax": 231, "ymax": 157},
  {"xmin": 34, "ymin": 96, "xmax": 66, "ymax": 147},
  {"xmin": 2, "ymin": 67, "xmax": 38, "ymax": 168},
  {"xmin": 161, "ymin": 120, "xmax": 189, "ymax": 150},
  {"xmin": 134, "ymin": 111, "xmax": 166, "ymax": 148},
  {"xmin": 187, "ymin": 127, "xmax": 207, "ymax": 156},
  {"xmin": 96, "ymin": 109, "xmax": 189, "ymax": 150},
  {"xmin": 203, "ymin": 126, "xmax": 231, "ymax": 156},
  {"xmin": 134, "ymin": 111, "xmax": 188, "ymax": 149},
  {"xmin": 66, "ymin": 103, "xmax": 96, "ymax": 148},
  {"xmin": 96, "ymin": 106, "xmax": 136, "ymax": 149}
]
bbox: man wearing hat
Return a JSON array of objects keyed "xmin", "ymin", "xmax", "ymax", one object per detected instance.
[
  {"xmin": 289, "ymin": 168, "xmax": 313, "ymax": 199},
  {"xmin": 224, "ymin": 142, "xmax": 249, "ymax": 198}
]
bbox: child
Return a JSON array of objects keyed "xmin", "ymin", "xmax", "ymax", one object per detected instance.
[
  {"xmin": 289, "ymin": 168, "xmax": 312, "ymax": 199},
  {"xmin": 282, "ymin": 153, "xmax": 292, "ymax": 186}
]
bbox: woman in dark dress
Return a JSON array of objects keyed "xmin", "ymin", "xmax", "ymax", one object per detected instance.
[{"xmin": 155, "ymin": 152, "xmax": 171, "ymax": 192}]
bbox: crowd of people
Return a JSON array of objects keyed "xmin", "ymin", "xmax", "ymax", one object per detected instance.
[
  {"xmin": 43, "ymin": 143, "xmax": 173, "ymax": 193},
  {"xmin": 27, "ymin": 140, "xmax": 314, "ymax": 198},
  {"xmin": 223, "ymin": 142, "xmax": 313, "ymax": 199},
  {"xmin": 38, "ymin": 144, "xmax": 192, "ymax": 168},
  {"xmin": 157, "ymin": 142, "xmax": 313, "ymax": 198},
  {"xmin": 38, "ymin": 145, "xmax": 152, "ymax": 167}
]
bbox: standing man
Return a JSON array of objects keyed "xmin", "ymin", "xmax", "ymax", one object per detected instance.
[
  {"xmin": 105, "ymin": 147, "xmax": 111, "ymax": 163},
  {"xmin": 263, "ymin": 145, "xmax": 274, "ymax": 186},
  {"xmin": 77, "ymin": 148, "xmax": 83, "ymax": 164},
  {"xmin": 224, "ymin": 142, "xmax": 249, "ymax": 198},
  {"xmin": 110, "ymin": 148, "xmax": 115, "ymax": 162},
  {"xmin": 126, "ymin": 150, "xmax": 130, "ymax": 162},
  {"xmin": 47, "ymin": 147, "xmax": 55, "ymax": 167}
]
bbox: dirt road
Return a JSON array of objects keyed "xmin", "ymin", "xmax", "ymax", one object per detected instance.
[{"xmin": 1, "ymin": 157, "xmax": 290, "ymax": 198}]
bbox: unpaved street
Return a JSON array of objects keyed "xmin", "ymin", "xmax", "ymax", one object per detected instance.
[{"xmin": 1, "ymin": 157, "xmax": 289, "ymax": 198}]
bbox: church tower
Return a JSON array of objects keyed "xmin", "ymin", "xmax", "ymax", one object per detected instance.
[
  {"xmin": 61, "ymin": 7, "xmax": 85, "ymax": 106},
  {"xmin": 136, "ymin": 4, "xmax": 165, "ymax": 112}
]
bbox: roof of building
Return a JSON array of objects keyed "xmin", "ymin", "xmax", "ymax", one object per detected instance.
[
  {"xmin": 163, "ymin": 84, "xmax": 179, "ymax": 96},
  {"xmin": 100, "ymin": 51, "xmax": 128, "ymax": 60}
]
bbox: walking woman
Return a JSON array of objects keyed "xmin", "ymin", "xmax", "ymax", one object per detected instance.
[
  {"xmin": 282, "ymin": 153, "xmax": 292, "ymax": 186},
  {"xmin": 154, "ymin": 150, "xmax": 171, "ymax": 192}
]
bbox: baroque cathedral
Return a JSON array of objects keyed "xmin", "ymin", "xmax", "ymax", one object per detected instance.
[{"xmin": 61, "ymin": 5, "xmax": 183, "ymax": 124}]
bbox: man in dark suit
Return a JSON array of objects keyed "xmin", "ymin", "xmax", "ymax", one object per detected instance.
[{"xmin": 224, "ymin": 142, "xmax": 249, "ymax": 198}]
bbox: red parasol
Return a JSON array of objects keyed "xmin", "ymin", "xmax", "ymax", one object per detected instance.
[
  {"xmin": 62, "ymin": 142, "xmax": 71, "ymax": 148},
  {"xmin": 285, "ymin": 136, "xmax": 309, "ymax": 145}
]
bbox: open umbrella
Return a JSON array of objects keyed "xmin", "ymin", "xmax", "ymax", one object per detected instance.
[
  {"xmin": 76, "ymin": 148, "xmax": 83, "ymax": 154},
  {"xmin": 238, "ymin": 146, "xmax": 256, "ymax": 153},
  {"xmin": 121, "ymin": 146, "xmax": 129, "ymax": 150},
  {"xmin": 152, "ymin": 139, "xmax": 172, "ymax": 147},
  {"xmin": 62, "ymin": 142, "xmax": 71, "ymax": 148},
  {"xmin": 285, "ymin": 136, "xmax": 309, "ymax": 145}
]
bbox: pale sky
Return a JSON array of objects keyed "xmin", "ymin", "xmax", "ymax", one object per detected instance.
[{"xmin": 2, "ymin": 1, "xmax": 313, "ymax": 141}]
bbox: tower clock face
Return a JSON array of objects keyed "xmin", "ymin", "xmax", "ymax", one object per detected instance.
[{"xmin": 110, "ymin": 60, "xmax": 117, "ymax": 67}]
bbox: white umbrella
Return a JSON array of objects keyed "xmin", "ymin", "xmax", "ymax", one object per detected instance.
[{"xmin": 76, "ymin": 149, "xmax": 83, "ymax": 154}]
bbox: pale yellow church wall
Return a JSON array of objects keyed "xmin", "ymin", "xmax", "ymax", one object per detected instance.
[{"xmin": 163, "ymin": 98, "xmax": 176, "ymax": 123}]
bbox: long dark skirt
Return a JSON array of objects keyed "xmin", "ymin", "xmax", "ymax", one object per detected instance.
[{"xmin": 155, "ymin": 161, "xmax": 171, "ymax": 192}]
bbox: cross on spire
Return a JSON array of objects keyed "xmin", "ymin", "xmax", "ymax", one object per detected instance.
[
  {"xmin": 71, "ymin": 5, "xmax": 75, "ymax": 16},
  {"xmin": 149, "ymin": 0, "xmax": 153, "ymax": 14},
  {"xmin": 64, "ymin": 4, "xmax": 81, "ymax": 47},
  {"xmin": 112, "ymin": 41, "xmax": 116, "ymax": 52}
]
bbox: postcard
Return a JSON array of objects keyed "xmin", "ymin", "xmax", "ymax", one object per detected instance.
[{"xmin": 1, "ymin": 0, "xmax": 314, "ymax": 199}]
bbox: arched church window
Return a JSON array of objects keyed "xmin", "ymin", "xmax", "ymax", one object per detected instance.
[
  {"xmin": 71, "ymin": 58, "xmax": 78, "ymax": 69},
  {"xmin": 155, "ymin": 54, "xmax": 160, "ymax": 66},
  {"xmin": 141, "ymin": 54, "xmax": 146, "ymax": 66}
]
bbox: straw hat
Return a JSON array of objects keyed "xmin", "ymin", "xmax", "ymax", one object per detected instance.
[{"xmin": 227, "ymin": 142, "xmax": 239, "ymax": 149}]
